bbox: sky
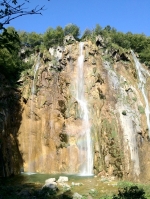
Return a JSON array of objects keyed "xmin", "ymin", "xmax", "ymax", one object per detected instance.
[{"xmin": 4, "ymin": 0, "xmax": 150, "ymax": 36}]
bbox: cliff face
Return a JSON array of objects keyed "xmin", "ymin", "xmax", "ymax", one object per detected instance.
[
  {"xmin": 2, "ymin": 38, "xmax": 150, "ymax": 181},
  {"xmin": 0, "ymin": 74, "xmax": 23, "ymax": 177}
]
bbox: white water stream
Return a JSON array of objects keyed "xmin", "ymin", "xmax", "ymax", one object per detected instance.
[
  {"xmin": 31, "ymin": 55, "xmax": 40, "ymax": 94},
  {"xmin": 104, "ymin": 61, "xmax": 140, "ymax": 176},
  {"xmin": 28, "ymin": 55, "xmax": 40, "ymax": 174},
  {"xmin": 131, "ymin": 50, "xmax": 150, "ymax": 136},
  {"xmin": 76, "ymin": 42, "xmax": 93, "ymax": 175}
]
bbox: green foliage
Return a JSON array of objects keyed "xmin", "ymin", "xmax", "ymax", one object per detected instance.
[
  {"xmin": 1, "ymin": 21, "xmax": 150, "ymax": 84},
  {"xmin": 0, "ymin": 28, "xmax": 20, "ymax": 52},
  {"xmin": 99, "ymin": 196, "xmax": 112, "ymax": 199},
  {"xmin": 138, "ymin": 105, "xmax": 145, "ymax": 114},
  {"xmin": 132, "ymin": 97, "xmax": 137, "ymax": 102},
  {"xmin": 0, "ymin": 48, "xmax": 31, "ymax": 80},
  {"xmin": 139, "ymin": 45, "xmax": 150, "ymax": 66},
  {"xmin": 27, "ymin": 32, "xmax": 43, "ymax": 47},
  {"xmin": 94, "ymin": 24, "xmax": 103, "ymax": 36},
  {"xmin": 18, "ymin": 31, "xmax": 28, "ymax": 45},
  {"xmin": 64, "ymin": 23, "xmax": 80, "ymax": 39},
  {"xmin": 111, "ymin": 31, "xmax": 150, "ymax": 66},
  {"xmin": 0, "ymin": 185, "xmax": 58, "ymax": 199},
  {"xmin": 122, "ymin": 110, "xmax": 127, "ymax": 116},
  {"xmin": 89, "ymin": 189, "xmax": 98, "ymax": 197},
  {"xmin": 0, "ymin": 185, "xmax": 20, "ymax": 199},
  {"xmin": 117, "ymin": 181, "xmax": 134, "ymax": 188},
  {"xmin": 18, "ymin": 31, "xmax": 43, "ymax": 49},
  {"xmin": 113, "ymin": 186, "xmax": 146, "ymax": 199},
  {"xmin": 81, "ymin": 29, "xmax": 92, "ymax": 40},
  {"xmin": 43, "ymin": 26, "xmax": 64, "ymax": 48},
  {"xmin": 0, "ymin": 27, "xmax": 32, "ymax": 81},
  {"xmin": 37, "ymin": 186, "xmax": 57, "ymax": 198},
  {"xmin": 90, "ymin": 24, "xmax": 150, "ymax": 66}
]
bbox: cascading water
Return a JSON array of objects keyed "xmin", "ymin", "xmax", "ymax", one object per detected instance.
[
  {"xmin": 76, "ymin": 42, "xmax": 93, "ymax": 175},
  {"xmin": 28, "ymin": 55, "xmax": 40, "ymax": 174},
  {"xmin": 32, "ymin": 55, "xmax": 40, "ymax": 94},
  {"xmin": 104, "ymin": 61, "xmax": 140, "ymax": 176},
  {"xmin": 131, "ymin": 50, "xmax": 150, "ymax": 136}
]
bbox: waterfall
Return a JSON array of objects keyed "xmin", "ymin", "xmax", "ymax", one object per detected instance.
[
  {"xmin": 131, "ymin": 50, "xmax": 150, "ymax": 136},
  {"xmin": 32, "ymin": 55, "xmax": 40, "ymax": 94},
  {"xmin": 103, "ymin": 61, "xmax": 140, "ymax": 176},
  {"xmin": 28, "ymin": 55, "xmax": 40, "ymax": 174},
  {"xmin": 76, "ymin": 42, "xmax": 93, "ymax": 175}
]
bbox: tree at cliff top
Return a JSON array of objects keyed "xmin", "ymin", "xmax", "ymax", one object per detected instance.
[
  {"xmin": 81, "ymin": 29, "xmax": 93, "ymax": 41},
  {"xmin": 43, "ymin": 26, "xmax": 64, "ymax": 49},
  {"xmin": 64, "ymin": 24, "xmax": 80, "ymax": 39},
  {"xmin": 0, "ymin": 27, "xmax": 31, "ymax": 80},
  {"xmin": 90, "ymin": 24, "xmax": 150, "ymax": 66},
  {"xmin": 0, "ymin": 0, "xmax": 47, "ymax": 48}
]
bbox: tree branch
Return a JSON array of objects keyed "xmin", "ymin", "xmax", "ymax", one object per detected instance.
[{"xmin": 0, "ymin": 0, "xmax": 46, "ymax": 29}]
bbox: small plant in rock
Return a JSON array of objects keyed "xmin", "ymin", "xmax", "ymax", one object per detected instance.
[
  {"xmin": 132, "ymin": 97, "xmax": 137, "ymax": 102},
  {"xmin": 81, "ymin": 195, "xmax": 88, "ymax": 199},
  {"xmin": 117, "ymin": 181, "xmax": 134, "ymax": 188},
  {"xmin": 89, "ymin": 189, "xmax": 98, "ymax": 197},
  {"xmin": 138, "ymin": 105, "xmax": 145, "ymax": 114},
  {"xmin": 99, "ymin": 196, "xmax": 112, "ymax": 199},
  {"xmin": 122, "ymin": 110, "xmax": 127, "ymax": 116}
]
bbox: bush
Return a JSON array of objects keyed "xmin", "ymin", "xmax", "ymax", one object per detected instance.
[
  {"xmin": 122, "ymin": 110, "xmax": 127, "ymax": 116},
  {"xmin": 113, "ymin": 186, "xmax": 146, "ymax": 199}
]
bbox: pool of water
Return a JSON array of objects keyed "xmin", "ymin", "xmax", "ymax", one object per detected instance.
[{"xmin": 0, "ymin": 173, "xmax": 118, "ymax": 197}]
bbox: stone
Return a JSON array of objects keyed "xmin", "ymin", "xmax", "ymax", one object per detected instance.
[
  {"xmin": 73, "ymin": 192, "xmax": 82, "ymax": 199},
  {"xmin": 71, "ymin": 182, "xmax": 83, "ymax": 186},
  {"xmin": 59, "ymin": 182, "xmax": 71, "ymax": 190},
  {"xmin": 57, "ymin": 176, "xmax": 69, "ymax": 182},
  {"xmin": 43, "ymin": 182, "xmax": 58, "ymax": 191},
  {"xmin": 45, "ymin": 178, "xmax": 56, "ymax": 184}
]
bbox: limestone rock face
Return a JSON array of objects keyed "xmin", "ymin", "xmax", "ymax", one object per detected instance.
[
  {"xmin": 96, "ymin": 35, "xmax": 105, "ymax": 48},
  {"xmin": 2, "ymin": 40, "xmax": 150, "ymax": 181},
  {"xmin": 64, "ymin": 34, "xmax": 76, "ymax": 45}
]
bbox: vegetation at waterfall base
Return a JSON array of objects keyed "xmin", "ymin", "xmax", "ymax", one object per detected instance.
[{"xmin": 1, "ymin": 175, "xmax": 150, "ymax": 199}]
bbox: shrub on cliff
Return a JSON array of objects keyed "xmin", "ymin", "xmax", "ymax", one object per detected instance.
[
  {"xmin": 64, "ymin": 24, "xmax": 80, "ymax": 40},
  {"xmin": 0, "ymin": 27, "xmax": 32, "ymax": 81}
]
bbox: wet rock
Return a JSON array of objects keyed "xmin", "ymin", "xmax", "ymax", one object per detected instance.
[
  {"xmin": 58, "ymin": 176, "xmax": 69, "ymax": 182},
  {"xmin": 61, "ymin": 190, "xmax": 74, "ymax": 199},
  {"xmin": 15, "ymin": 41, "xmax": 150, "ymax": 182},
  {"xmin": 73, "ymin": 192, "xmax": 82, "ymax": 199},
  {"xmin": 71, "ymin": 182, "xmax": 83, "ymax": 186},
  {"xmin": 45, "ymin": 178, "xmax": 56, "ymax": 184},
  {"xmin": 43, "ymin": 182, "xmax": 58, "ymax": 191},
  {"xmin": 58, "ymin": 182, "xmax": 71, "ymax": 190}
]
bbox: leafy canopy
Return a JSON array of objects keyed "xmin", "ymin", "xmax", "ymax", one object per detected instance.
[{"xmin": 64, "ymin": 23, "xmax": 80, "ymax": 39}]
